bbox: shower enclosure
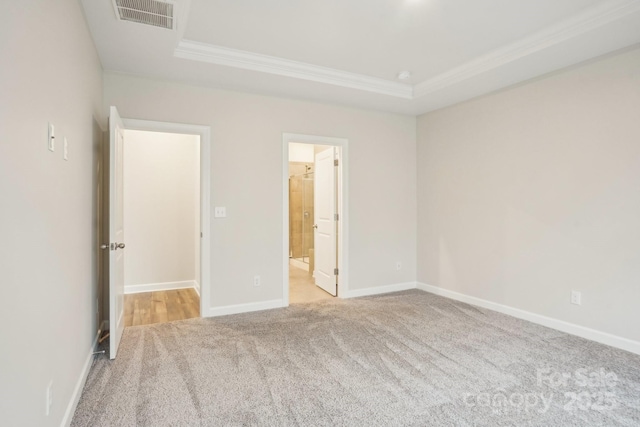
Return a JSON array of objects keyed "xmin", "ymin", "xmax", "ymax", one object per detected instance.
[{"xmin": 289, "ymin": 163, "xmax": 314, "ymax": 265}]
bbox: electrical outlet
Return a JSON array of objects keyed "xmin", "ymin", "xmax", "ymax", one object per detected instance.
[
  {"xmin": 214, "ymin": 206, "xmax": 226, "ymax": 218},
  {"xmin": 253, "ymin": 275, "xmax": 261, "ymax": 287},
  {"xmin": 396, "ymin": 261, "xmax": 402, "ymax": 270},
  {"xmin": 570, "ymin": 290, "xmax": 582, "ymax": 306},
  {"xmin": 46, "ymin": 381, "xmax": 53, "ymax": 416}
]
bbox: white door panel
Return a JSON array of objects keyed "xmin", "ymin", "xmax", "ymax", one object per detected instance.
[
  {"xmin": 108, "ymin": 106, "xmax": 125, "ymax": 359},
  {"xmin": 314, "ymin": 147, "xmax": 337, "ymax": 296}
]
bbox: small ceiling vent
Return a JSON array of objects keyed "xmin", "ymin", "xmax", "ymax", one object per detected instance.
[{"xmin": 112, "ymin": 0, "xmax": 176, "ymax": 30}]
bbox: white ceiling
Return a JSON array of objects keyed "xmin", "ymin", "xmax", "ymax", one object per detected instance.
[{"xmin": 81, "ymin": 0, "xmax": 640, "ymax": 115}]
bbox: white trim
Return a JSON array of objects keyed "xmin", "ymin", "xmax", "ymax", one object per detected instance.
[
  {"xmin": 122, "ymin": 119, "xmax": 211, "ymax": 319},
  {"xmin": 417, "ymin": 282, "xmax": 640, "ymax": 356},
  {"xmin": 192, "ymin": 280, "xmax": 200, "ymax": 297},
  {"xmin": 171, "ymin": 1, "xmax": 640, "ymax": 102},
  {"xmin": 206, "ymin": 299, "xmax": 285, "ymax": 317},
  {"xmin": 174, "ymin": 40, "xmax": 413, "ymax": 99},
  {"xmin": 413, "ymin": 0, "xmax": 640, "ymax": 98},
  {"xmin": 124, "ymin": 280, "xmax": 199, "ymax": 294},
  {"xmin": 61, "ymin": 332, "xmax": 99, "ymax": 427},
  {"xmin": 343, "ymin": 282, "xmax": 417, "ymax": 299},
  {"xmin": 282, "ymin": 133, "xmax": 349, "ymax": 306}
]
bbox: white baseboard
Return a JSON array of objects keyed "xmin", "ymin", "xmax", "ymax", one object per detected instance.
[
  {"xmin": 193, "ymin": 281, "xmax": 201, "ymax": 297},
  {"xmin": 344, "ymin": 281, "xmax": 417, "ymax": 299},
  {"xmin": 61, "ymin": 332, "xmax": 99, "ymax": 427},
  {"xmin": 203, "ymin": 282, "xmax": 417, "ymax": 317},
  {"xmin": 417, "ymin": 282, "xmax": 640, "ymax": 356},
  {"xmin": 124, "ymin": 280, "xmax": 198, "ymax": 294},
  {"xmin": 204, "ymin": 299, "xmax": 285, "ymax": 317}
]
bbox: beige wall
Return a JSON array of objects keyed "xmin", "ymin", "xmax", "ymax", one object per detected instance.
[
  {"xmin": 0, "ymin": 1, "xmax": 104, "ymax": 425},
  {"xmin": 104, "ymin": 73, "xmax": 417, "ymax": 308},
  {"xmin": 123, "ymin": 130, "xmax": 200, "ymax": 289},
  {"xmin": 417, "ymin": 47, "xmax": 640, "ymax": 342},
  {"xmin": 2, "ymin": 2, "xmax": 638, "ymax": 424}
]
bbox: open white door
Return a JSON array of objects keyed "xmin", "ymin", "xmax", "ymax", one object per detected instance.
[
  {"xmin": 108, "ymin": 106, "xmax": 126, "ymax": 359},
  {"xmin": 314, "ymin": 147, "xmax": 338, "ymax": 296}
]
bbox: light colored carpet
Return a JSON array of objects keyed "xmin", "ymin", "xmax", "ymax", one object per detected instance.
[{"xmin": 72, "ymin": 290, "xmax": 640, "ymax": 426}]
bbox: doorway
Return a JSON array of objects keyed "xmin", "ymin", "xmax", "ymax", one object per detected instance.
[
  {"xmin": 103, "ymin": 109, "xmax": 211, "ymax": 359},
  {"xmin": 122, "ymin": 129, "xmax": 201, "ymax": 326},
  {"xmin": 121, "ymin": 119, "xmax": 211, "ymax": 321},
  {"xmin": 282, "ymin": 133, "xmax": 349, "ymax": 305}
]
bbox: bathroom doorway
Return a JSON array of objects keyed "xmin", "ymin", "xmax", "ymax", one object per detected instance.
[
  {"xmin": 288, "ymin": 158, "xmax": 314, "ymax": 271},
  {"xmin": 282, "ymin": 133, "xmax": 349, "ymax": 304},
  {"xmin": 288, "ymin": 143, "xmax": 332, "ymax": 303}
]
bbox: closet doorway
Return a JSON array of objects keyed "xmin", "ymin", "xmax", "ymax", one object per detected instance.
[
  {"xmin": 122, "ymin": 129, "xmax": 201, "ymax": 326},
  {"xmin": 104, "ymin": 111, "xmax": 211, "ymax": 359}
]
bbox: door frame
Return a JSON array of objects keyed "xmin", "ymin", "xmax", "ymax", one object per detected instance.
[
  {"xmin": 123, "ymin": 118, "xmax": 211, "ymax": 318},
  {"xmin": 282, "ymin": 133, "xmax": 349, "ymax": 305}
]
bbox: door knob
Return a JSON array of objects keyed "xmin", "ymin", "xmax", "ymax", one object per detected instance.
[
  {"xmin": 313, "ymin": 224, "xmax": 318, "ymax": 229},
  {"xmin": 100, "ymin": 244, "xmax": 109, "ymax": 250},
  {"xmin": 116, "ymin": 243, "xmax": 126, "ymax": 249}
]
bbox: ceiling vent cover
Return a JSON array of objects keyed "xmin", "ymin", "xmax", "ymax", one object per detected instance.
[{"xmin": 112, "ymin": 0, "xmax": 176, "ymax": 30}]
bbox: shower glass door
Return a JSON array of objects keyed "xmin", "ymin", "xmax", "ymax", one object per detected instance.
[
  {"xmin": 289, "ymin": 165, "xmax": 314, "ymax": 264},
  {"xmin": 301, "ymin": 178, "xmax": 314, "ymax": 263}
]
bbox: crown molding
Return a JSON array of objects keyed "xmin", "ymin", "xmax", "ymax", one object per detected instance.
[
  {"xmin": 413, "ymin": 0, "xmax": 640, "ymax": 98},
  {"xmin": 173, "ymin": 0, "xmax": 640, "ymax": 103},
  {"xmin": 174, "ymin": 39, "xmax": 413, "ymax": 99}
]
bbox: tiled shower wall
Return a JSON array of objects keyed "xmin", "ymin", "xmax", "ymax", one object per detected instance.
[{"xmin": 289, "ymin": 162, "xmax": 314, "ymax": 259}]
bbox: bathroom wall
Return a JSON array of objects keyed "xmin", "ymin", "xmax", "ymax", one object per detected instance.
[{"xmin": 289, "ymin": 142, "xmax": 315, "ymax": 163}]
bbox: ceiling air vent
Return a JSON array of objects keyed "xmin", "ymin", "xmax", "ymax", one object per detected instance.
[{"xmin": 112, "ymin": 0, "xmax": 176, "ymax": 30}]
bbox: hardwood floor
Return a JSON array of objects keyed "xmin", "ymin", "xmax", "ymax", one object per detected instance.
[
  {"xmin": 124, "ymin": 269, "xmax": 329, "ymax": 327},
  {"xmin": 124, "ymin": 288, "xmax": 200, "ymax": 327}
]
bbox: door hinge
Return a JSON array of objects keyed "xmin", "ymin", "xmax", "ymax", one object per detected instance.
[
  {"xmin": 334, "ymin": 213, "xmax": 339, "ymax": 221},
  {"xmin": 334, "ymin": 268, "xmax": 339, "ymax": 276},
  {"xmin": 200, "ymin": 232, "xmax": 203, "ymax": 238},
  {"xmin": 334, "ymin": 159, "xmax": 339, "ymax": 166}
]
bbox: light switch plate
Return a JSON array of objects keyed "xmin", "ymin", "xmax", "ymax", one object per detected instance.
[{"xmin": 214, "ymin": 207, "xmax": 226, "ymax": 218}]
